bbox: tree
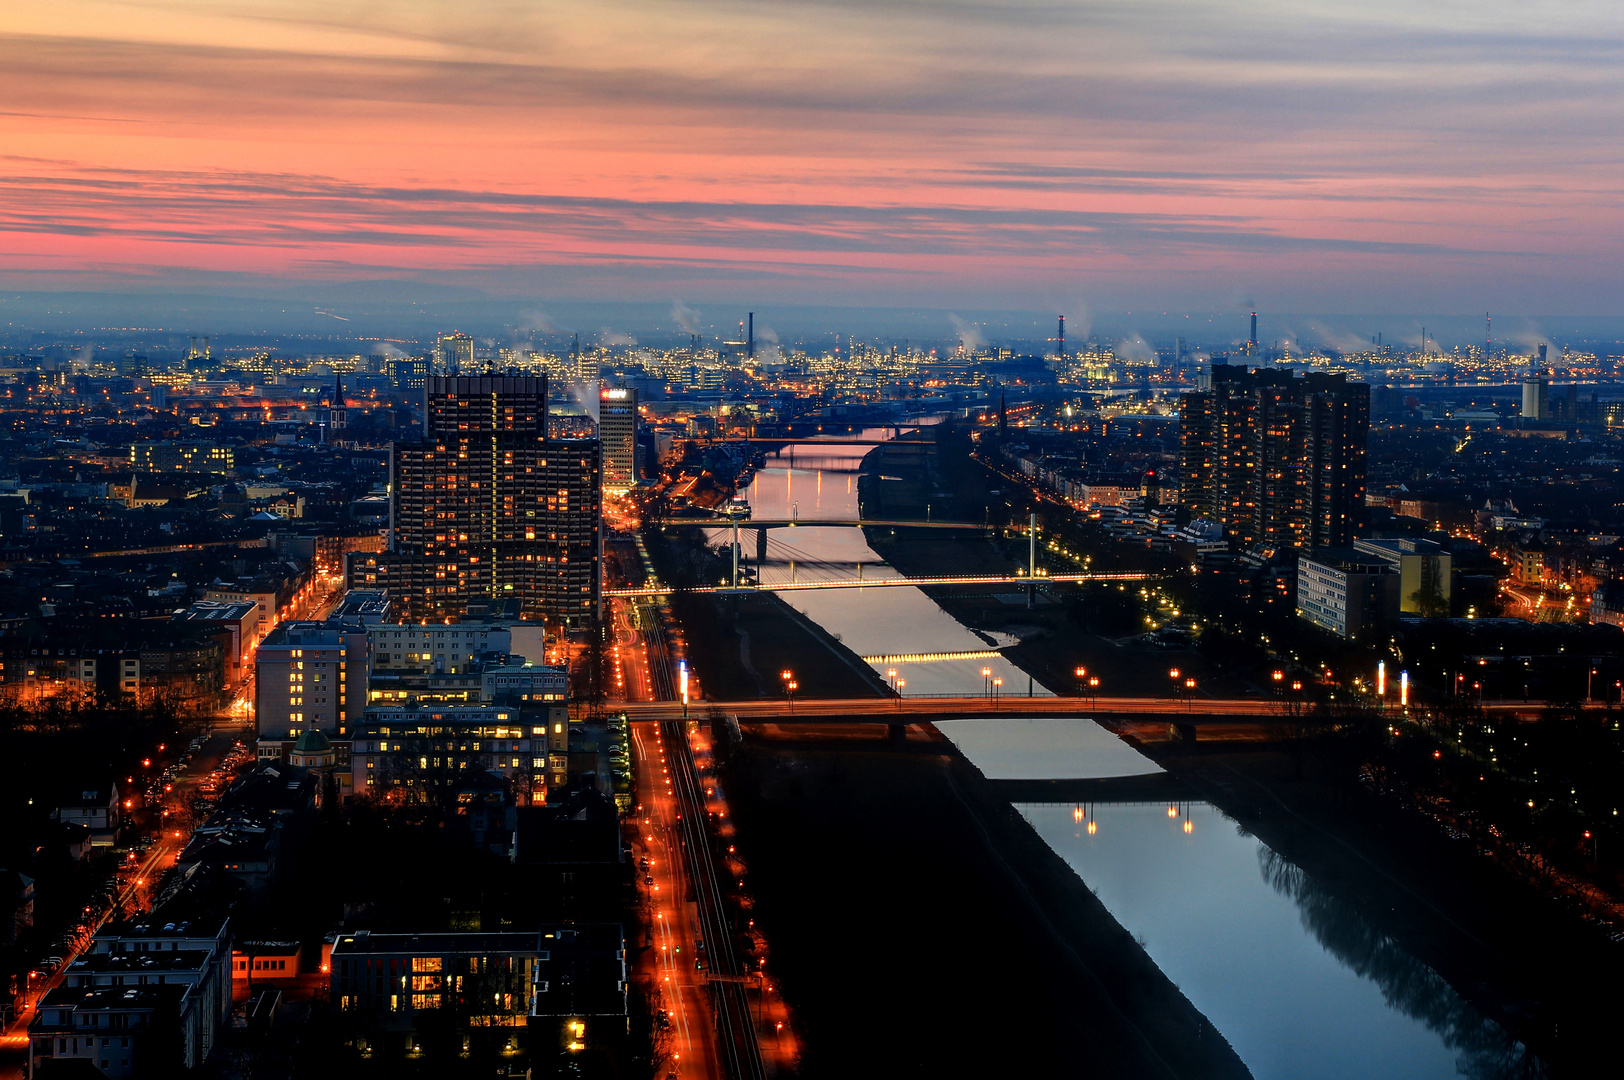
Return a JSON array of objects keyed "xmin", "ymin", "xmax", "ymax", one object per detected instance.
[{"xmin": 1409, "ymin": 584, "xmax": 1449, "ymax": 619}]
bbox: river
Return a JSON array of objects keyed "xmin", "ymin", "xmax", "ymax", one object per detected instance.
[{"xmin": 724, "ymin": 434, "xmax": 1535, "ymax": 1079}]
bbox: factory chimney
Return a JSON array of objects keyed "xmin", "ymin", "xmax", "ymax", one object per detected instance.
[
  {"xmin": 1249, "ymin": 312, "xmax": 1258, "ymax": 352},
  {"xmin": 1057, "ymin": 315, "xmax": 1065, "ymax": 357},
  {"xmin": 747, "ymin": 312, "xmax": 754, "ymax": 359}
]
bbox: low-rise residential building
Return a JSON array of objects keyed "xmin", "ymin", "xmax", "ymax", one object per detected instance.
[
  {"xmin": 128, "ymin": 441, "xmax": 235, "ymax": 474},
  {"xmin": 350, "ymin": 704, "xmax": 563, "ymax": 801},
  {"xmin": 367, "ymin": 623, "xmax": 514, "ymax": 675},
  {"xmin": 0, "ymin": 625, "xmax": 225, "ymax": 706},
  {"xmin": 329, "ymin": 930, "xmax": 541, "ymax": 1031},
  {"xmin": 53, "ymin": 783, "xmax": 121, "ymax": 846},
  {"xmin": 29, "ymin": 918, "xmax": 231, "ymax": 1078},
  {"xmin": 177, "ymin": 762, "xmax": 320, "ymax": 898},
  {"xmin": 173, "ymin": 600, "xmax": 257, "ymax": 683},
  {"xmin": 328, "ymin": 925, "xmax": 627, "ymax": 1052},
  {"xmin": 1353, "ymin": 536, "xmax": 1454, "ymax": 615},
  {"xmin": 1297, "ymin": 549, "xmax": 1401, "ymax": 641}
]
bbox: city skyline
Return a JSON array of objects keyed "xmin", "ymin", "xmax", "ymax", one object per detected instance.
[{"xmin": 3, "ymin": 1, "xmax": 1622, "ymax": 313}]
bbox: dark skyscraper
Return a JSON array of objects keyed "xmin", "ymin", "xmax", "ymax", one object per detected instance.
[
  {"xmin": 351, "ymin": 375, "xmax": 601, "ymax": 626},
  {"xmin": 1057, "ymin": 314, "xmax": 1065, "ymax": 356},
  {"xmin": 1249, "ymin": 312, "xmax": 1258, "ymax": 351},
  {"xmin": 1179, "ymin": 366, "xmax": 1368, "ymax": 550}
]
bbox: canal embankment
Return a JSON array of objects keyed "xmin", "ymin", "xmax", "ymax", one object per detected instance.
[
  {"xmin": 719, "ymin": 724, "xmax": 1254, "ymax": 1079},
  {"xmin": 1120, "ymin": 730, "xmax": 1613, "ymax": 1075}
]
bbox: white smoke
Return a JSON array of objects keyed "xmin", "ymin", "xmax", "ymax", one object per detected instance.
[
  {"xmin": 754, "ymin": 342, "xmax": 784, "ymax": 365},
  {"xmin": 600, "ymin": 329, "xmax": 637, "ymax": 347},
  {"xmin": 755, "ymin": 323, "xmax": 779, "ymax": 345},
  {"xmin": 671, "ymin": 301, "xmax": 701, "ymax": 335},
  {"xmin": 569, "ymin": 379, "xmax": 601, "ymax": 422},
  {"xmin": 74, "ymin": 344, "xmax": 95, "ymax": 367},
  {"xmin": 518, "ymin": 309, "xmax": 557, "ymax": 334},
  {"xmin": 1303, "ymin": 322, "xmax": 1376, "ymax": 354},
  {"xmin": 370, "ymin": 341, "xmax": 406, "ymax": 358},
  {"xmin": 1115, "ymin": 333, "xmax": 1157, "ymax": 364},
  {"xmin": 1507, "ymin": 326, "xmax": 1555, "ymax": 359},
  {"xmin": 949, "ymin": 314, "xmax": 986, "ymax": 352}
]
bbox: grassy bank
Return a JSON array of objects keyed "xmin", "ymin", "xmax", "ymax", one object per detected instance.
[
  {"xmin": 721, "ymin": 727, "xmax": 1253, "ymax": 1079},
  {"xmin": 676, "ymin": 590, "xmax": 891, "ymax": 701},
  {"xmin": 860, "ymin": 427, "xmax": 1243, "ymax": 698}
]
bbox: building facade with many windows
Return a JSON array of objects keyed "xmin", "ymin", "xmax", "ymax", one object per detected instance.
[
  {"xmin": 597, "ymin": 386, "xmax": 638, "ymax": 494},
  {"xmin": 1180, "ymin": 366, "xmax": 1368, "ymax": 550},
  {"xmin": 350, "ymin": 376, "xmax": 601, "ymax": 627}
]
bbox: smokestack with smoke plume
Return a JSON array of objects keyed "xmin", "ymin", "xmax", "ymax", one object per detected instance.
[
  {"xmin": 949, "ymin": 314, "xmax": 987, "ymax": 352},
  {"xmin": 671, "ymin": 302, "xmax": 701, "ymax": 336}
]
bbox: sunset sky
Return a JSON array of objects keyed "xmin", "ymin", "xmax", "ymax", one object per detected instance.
[{"xmin": 3, "ymin": 0, "xmax": 1621, "ymax": 314}]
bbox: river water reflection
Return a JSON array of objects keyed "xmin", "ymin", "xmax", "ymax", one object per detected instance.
[
  {"xmin": 727, "ymin": 435, "xmax": 1048, "ymax": 696},
  {"xmin": 730, "ymin": 438, "xmax": 1531, "ymax": 1078}
]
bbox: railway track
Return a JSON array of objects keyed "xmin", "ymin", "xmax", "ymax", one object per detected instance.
[{"xmin": 661, "ymin": 719, "xmax": 766, "ymax": 1080}]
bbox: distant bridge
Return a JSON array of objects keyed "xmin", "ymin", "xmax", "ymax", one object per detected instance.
[
  {"xmin": 859, "ymin": 648, "xmax": 1004, "ymax": 664},
  {"xmin": 663, "ymin": 518, "xmax": 988, "ymax": 530},
  {"xmin": 602, "ymin": 570, "xmax": 1153, "ymax": 598},
  {"xmin": 613, "ymin": 695, "xmax": 1283, "ymax": 723}
]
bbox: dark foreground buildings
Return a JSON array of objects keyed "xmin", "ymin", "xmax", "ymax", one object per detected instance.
[
  {"xmin": 1180, "ymin": 366, "xmax": 1369, "ymax": 550},
  {"xmin": 349, "ymin": 376, "xmax": 601, "ymax": 628}
]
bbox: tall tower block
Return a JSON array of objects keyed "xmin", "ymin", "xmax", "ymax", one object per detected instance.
[
  {"xmin": 747, "ymin": 312, "xmax": 754, "ymax": 359},
  {"xmin": 1057, "ymin": 315, "xmax": 1066, "ymax": 356}
]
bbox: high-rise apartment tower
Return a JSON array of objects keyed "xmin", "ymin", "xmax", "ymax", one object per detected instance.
[
  {"xmin": 1179, "ymin": 366, "xmax": 1368, "ymax": 550},
  {"xmin": 350, "ymin": 376, "xmax": 601, "ymax": 626}
]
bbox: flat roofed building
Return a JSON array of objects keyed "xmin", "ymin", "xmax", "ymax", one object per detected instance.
[
  {"xmin": 31, "ymin": 919, "xmax": 231, "ymax": 1078},
  {"xmin": 1297, "ymin": 548, "xmax": 1400, "ymax": 641},
  {"xmin": 254, "ymin": 621, "xmax": 368, "ymax": 744},
  {"xmin": 128, "ymin": 442, "xmax": 235, "ymax": 474},
  {"xmin": 351, "ymin": 703, "xmax": 564, "ymax": 798},
  {"xmin": 367, "ymin": 624, "xmax": 512, "ymax": 675},
  {"xmin": 328, "ymin": 926, "xmax": 627, "ymax": 1049},
  {"xmin": 1352, "ymin": 536, "xmax": 1453, "ymax": 615},
  {"xmin": 598, "ymin": 386, "xmax": 638, "ymax": 494},
  {"xmin": 329, "ymin": 930, "xmax": 540, "ymax": 1031}
]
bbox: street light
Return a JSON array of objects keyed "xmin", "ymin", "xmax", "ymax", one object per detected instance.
[
  {"xmin": 1074, "ymin": 666, "xmax": 1087, "ymax": 698},
  {"xmin": 992, "ymin": 677, "xmax": 1002, "ymax": 703},
  {"xmin": 981, "ymin": 666, "xmax": 993, "ymax": 700}
]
